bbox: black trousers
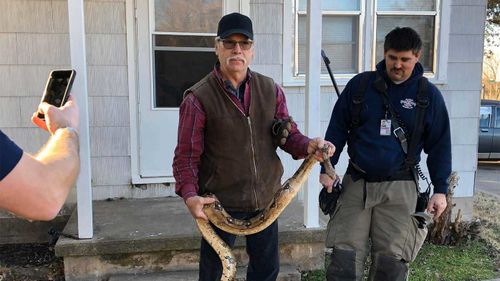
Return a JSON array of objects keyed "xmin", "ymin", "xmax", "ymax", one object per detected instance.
[{"xmin": 199, "ymin": 211, "xmax": 280, "ymax": 281}]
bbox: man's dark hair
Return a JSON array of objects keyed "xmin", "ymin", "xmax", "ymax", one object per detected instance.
[{"xmin": 384, "ymin": 27, "xmax": 422, "ymax": 54}]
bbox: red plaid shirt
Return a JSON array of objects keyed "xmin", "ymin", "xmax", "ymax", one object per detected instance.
[{"xmin": 173, "ymin": 66, "xmax": 311, "ymax": 201}]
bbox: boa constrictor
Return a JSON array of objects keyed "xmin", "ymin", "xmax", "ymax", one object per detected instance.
[{"xmin": 195, "ymin": 146, "xmax": 335, "ymax": 281}]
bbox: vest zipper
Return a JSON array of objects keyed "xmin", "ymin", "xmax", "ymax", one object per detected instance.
[
  {"xmin": 215, "ymin": 78, "xmax": 259, "ymax": 209},
  {"xmin": 247, "ymin": 117, "xmax": 259, "ymax": 209}
]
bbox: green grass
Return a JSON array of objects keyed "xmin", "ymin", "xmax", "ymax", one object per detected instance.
[
  {"xmin": 301, "ymin": 269, "xmax": 326, "ymax": 281},
  {"xmin": 302, "ymin": 239, "xmax": 498, "ymax": 281},
  {"xmin": 410, "ymin": 240, "xmax": 497, "ymax": 281}
]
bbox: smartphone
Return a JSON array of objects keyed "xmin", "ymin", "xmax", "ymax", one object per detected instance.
[{"xmin": 38, "ymin": 69, "xmax": 76, "ymax": 119}]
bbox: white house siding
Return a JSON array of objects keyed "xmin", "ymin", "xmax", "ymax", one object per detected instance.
[
  {"xmin": 439, "ymin": 0, "xmax": 486, "ymax": 217},
  {"xmin": 83, "ymin": 0, "xmax": 134, "ymax": 200},
  {"xmin": 0, "ymin": 1, "xmax": 71, "ymax": 156}
]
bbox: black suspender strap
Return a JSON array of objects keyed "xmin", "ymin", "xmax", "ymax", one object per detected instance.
[
  {"xmin": 348, "ymin": 71, "xmax": 373, "ymax": 166},
  {"xmin": 407, "ymin": 77, "xmax": 431, "ymax": 194},
  {"xmin": 406, "ymin": 77, "xmax": 429, "ymax": 167},
  {"xmin": 350, "ymin": 71, "xmax": 373, "ymax": 129},
  {"xmin": 373, "ymin": 73, "xmax": 409, "ymax": 154}
]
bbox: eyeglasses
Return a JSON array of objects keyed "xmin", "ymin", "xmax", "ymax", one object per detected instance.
[{"xmin": 218, "ymin": 39, "xmax": 253, "ymax": 50}]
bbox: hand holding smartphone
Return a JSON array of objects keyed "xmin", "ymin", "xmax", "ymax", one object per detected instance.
[{"xmin": 38, "ymin": 69, "xmax": 76, "ymax": 119}]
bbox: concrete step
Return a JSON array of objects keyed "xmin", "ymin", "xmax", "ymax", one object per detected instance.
[
  {"xmin": 109, "ymin": 265, "xmax": 301, "ymax": 281},
  {"xmin": 56, "ymin": 197, "xmax": 325, "ymax": 281}
]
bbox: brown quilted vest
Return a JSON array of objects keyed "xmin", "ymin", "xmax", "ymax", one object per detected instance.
[{"xmin": 189, "ymin": 71, "xmax": 283, "ymax": 211}]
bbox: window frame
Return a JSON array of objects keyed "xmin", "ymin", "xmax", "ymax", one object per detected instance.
[
  {"xmin": 149, "ymin": 0, "xmax": 221, "ymax": 111},
  {"xmin": 295, "ymin": 5, "xmax": 364, "ymax": 77},
  {"xmin": 151, "ymin": 33, "xmax": 217, "ymax": 109},
  {"xmin": 373, "ymin": 1, "xmax": 439, "ymax": 74},
  {"xmin": 282, "ymin": 0, "xmax": 450, "ymax": 87}
]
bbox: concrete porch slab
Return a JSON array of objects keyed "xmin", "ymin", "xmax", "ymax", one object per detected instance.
[{"xmin": 55, "ymin": 197, "xmax": 328, "ymax": 281}]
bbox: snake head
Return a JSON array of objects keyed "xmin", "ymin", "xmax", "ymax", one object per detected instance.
[
  {"xmin": 321, "ymin": 144, "xmax": 333, "ymax": 161},
  {"xmin": 282, "ymin": 182, "xmax": 291, "ymax": 190},
  {"xmin": 201, "ymin": 193, "xmax": 222, "ymax": 210},
  {"xmin": 214, "ymin": 201, "xmax": 223, "ymax": 211}
]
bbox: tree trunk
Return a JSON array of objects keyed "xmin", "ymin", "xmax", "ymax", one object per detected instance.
[{"xmin": 428, "ymin": 172, "xmax": 459, "ymax": 245}]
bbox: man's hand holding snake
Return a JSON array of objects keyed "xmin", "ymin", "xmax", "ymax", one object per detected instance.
[
  {"xmin": 307, "ymin": 137, "xmax": 335, "ymax": 162},
  {"xmin": 320, "ymin": 173, "xmax": 335, "ymax": 193},
  {"xmin": 186, "ymin": 195, "xmax": 216, "ymax": 220}
]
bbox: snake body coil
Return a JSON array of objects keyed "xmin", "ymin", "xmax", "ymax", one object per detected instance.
[{"xmin": 195, "ymin": 148, "xmax": 335, "ymax": 280}]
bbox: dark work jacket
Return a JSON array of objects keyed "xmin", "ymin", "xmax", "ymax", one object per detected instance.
[
  {"xmin": 189, "ymin": 71, "xmax": 283, "ymax": 211},
  {"xmin": 324, "ymin": 61, "xmax": 451, "ymax": 194}
]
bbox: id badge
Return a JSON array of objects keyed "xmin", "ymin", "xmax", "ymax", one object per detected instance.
[{"xmin": 380, "ymin": 119, "xmax": 391, "ymax": 136}]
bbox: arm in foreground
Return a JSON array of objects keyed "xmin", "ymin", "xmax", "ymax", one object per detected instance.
[{"xmin": 0, "ymin": 99, "xmax": 80, "ymax": 221}]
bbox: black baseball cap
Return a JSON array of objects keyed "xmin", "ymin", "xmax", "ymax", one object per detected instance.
[{"xmin": 217, "ymin": 13, "xmax": 253, "ymax": 40}]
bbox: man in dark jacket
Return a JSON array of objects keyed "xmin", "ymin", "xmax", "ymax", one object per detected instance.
[
  {"xmin": 320, "ymin": 27, "xmax": 451, "ymax": 280},
  {"xmin": 173, "ymin": 13, "xmax": 334, "ymax": 281}
]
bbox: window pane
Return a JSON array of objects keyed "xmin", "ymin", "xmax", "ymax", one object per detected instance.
[
  {"xmin": 153, "ymin": 35, "xmax": 216, "ymax": 108},
  {"xmin": 496, "ymin": 107, "xmax": 500, "ymax": 128},
  {"xmin": 155, "ymin": 50, "xmax": 217, "ymax": 108},
  {"xmin": 154, "ymin": 0, "xmax": 222, "ymax": 33},
  {"xmin": 377, "ymin": 0, "xmax": 435, "ymax": 11},
  {"xmin": 298, "ymin": 15, "xmax": 358, "ymax": 75},
  {"xmin": 480, "ymin": 106, "xmax": 492, "ymax": 128},
  {"xmin": 375, "ymin": 16, "xmax": 434, "ymax": 72},
  {"xmin": 298, "ymin": 0, "xmax": 360, "ymax": 11}
]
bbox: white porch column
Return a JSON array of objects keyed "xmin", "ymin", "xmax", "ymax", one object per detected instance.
[
  {"xmin": 68, "ymin": 0, "xmax": 93, "ymax": 238},
  {"xmin": 303, "ymin": 0, "xmax": 322, "ymax": 228}
]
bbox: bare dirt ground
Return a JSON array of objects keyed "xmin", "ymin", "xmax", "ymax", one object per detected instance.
[
  {"xmin": 0, "ymin": 192, "xmax": 499, "ymax": 281},
  {"xmin": 0, "ymin": 243, "xmax": 64, "ymax": 281}
]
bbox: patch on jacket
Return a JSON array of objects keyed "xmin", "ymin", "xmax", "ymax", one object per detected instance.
[{"xmin": 400, "ymin": 98, "xmax": 416, "ymax": 109}]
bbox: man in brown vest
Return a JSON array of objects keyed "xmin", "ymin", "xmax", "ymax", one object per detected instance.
[{"xmin": 173, "ymin": 12, "xmax": 334, "ymax": 281}]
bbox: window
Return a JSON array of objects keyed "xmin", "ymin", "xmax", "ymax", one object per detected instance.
[
  {"xmin": 480, "ymin": 106, "xmax": 492, "ymax": 128},
  {"xmin": 375, "ymin": 0, "xmax": 437, "ymax": 72},
  {"xmin": 496, "ymin": 107, "xmax": 500, "ymax": 128},
  {"xmin": 152, "ymin": 0, "xmax": 221, "ymax": 108},
  {"xmin": 284, "ymin": 0, "xmax": 444, "ymax": 85},
  {"xmin": 297, "ymin": 0, "xmax": 361, "ymax": 75}
]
